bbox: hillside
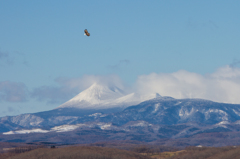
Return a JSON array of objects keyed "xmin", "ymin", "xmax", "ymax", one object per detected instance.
[
  {"xmin": 5, "ymin": 146, "xmax": 150, "ymax": 159},
  {"xmin": 168, "ymin": 146, "xmax": 240, "ymax": 159},
  {"xmin": 2, "ymin": 144, "xmax": 240, "ymax": 159}
]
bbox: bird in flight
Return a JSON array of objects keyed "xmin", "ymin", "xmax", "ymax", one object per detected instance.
[{"xmin": 84, "ymin": 29, "xmax": 90, "ymax": 36}]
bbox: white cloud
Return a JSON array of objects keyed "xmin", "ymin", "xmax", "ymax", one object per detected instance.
[
  {"xmin": 31, "ymin": 85, "xmax": 76, "ymax": 104},
  {"xmin": 135, "ymin": 65, "xmax": 240, "ymax": 104},
  {"xmin": 31, "ymin": 74, "xmax": 127, "ymax": 104},
  {"xmin": 55, "ymin": 74, "xmax": 126, "ymax": 91},
  {"xmin": 27, "ymin": 66, "xmax": 240, "ymax": 105}
]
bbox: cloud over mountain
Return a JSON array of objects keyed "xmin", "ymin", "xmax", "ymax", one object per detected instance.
[
  {"xmin": 31, "ymin": 75, "xmax": 127, "ymax": 104},
  {"xmin": 135, "ymin": 65, "xmax": 240, "ymax": 104},
  {"xmin": 55, "ymin": 74, "xmax": 126, "ymax": 91},
  {"xmin": 3, "ymin": 65, "xmax": 240, "ymax": 105},
  {"xmin": 31, "ymin": 85, "xmax": 77, "ymax": 104}
]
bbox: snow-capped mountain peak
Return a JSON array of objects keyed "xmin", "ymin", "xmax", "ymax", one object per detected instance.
[
  {"xmin": 73, "ymin": 83, "xmax": 124, "ymax": 101},
  {"xmin": 57, "ymin": 83, "xmax": 125, "ymax": 109},
  {"xmin": 57, "ymin": 83, "xmax": 162, "ymax": 110}
]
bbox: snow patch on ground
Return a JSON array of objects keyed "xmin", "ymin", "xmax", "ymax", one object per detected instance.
[
  {"xmin": 233, "ymin": 109, "xmax": 240, "ymax": 116},
  {"xmin": 129, "ymin": 121, "xmax": 152, "ymax": 127},
  {"xmin": 179, "ymin": 107, "xmax": 197, "ymax": 117},
  {"xmin": 174, "ymin": 101, "xmax": 182, "ymax": 105},
  {"xmin": 3, "ymin": 129, "xmax": 49, "ymax": 135},
  {"xmin": 216, "ymin": 121, "xmax": 230, "ymax": 125},
  {"xmin": 214, "ymin": 121, "xmax": 230, "ymax": 128},
  {"xmin": 51, "ymin": 124, "xmax": 86, "ymax": 132},
  {"xmin": 153, "ymin": 103, "xmax": 160, "ymax": 113},
  {"xmin": 205, "ymin": 109, "xmax": 228, "ymax": 120},
  {"xmin": 89, "ymin": 113, "xmax": 102, "ymax": 117},
  {"xmin": 2, "ymin": 122, "xmax": 116, "ymax": 135},
  {"xmin": 11, "ymin": 114, "xmax": 44, "ymax": 127},
  {"xmin": 97, "ymin": 123, "xmax": 112, "ymax": 130}
]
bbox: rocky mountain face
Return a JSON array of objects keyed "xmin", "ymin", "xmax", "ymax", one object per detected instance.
[{"xmin": 1, "ymin": 83, "xmax": 240, "ymax": 146}]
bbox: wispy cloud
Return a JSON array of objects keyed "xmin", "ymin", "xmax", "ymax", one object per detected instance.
[
  {"xmin": 0, "ymin": 50, "xmax": 28, "ymax": 66},
  {"xmin": 135, "ymin": 65, "xmax": 240, "ymax": 104},
  {"xmin": 187, "ymin": 18, "xmax": 219, "ymax": 30},
  {"xmin": 0, "ymin": 51, "xmax": 13, "ymax": 65},
  {"xmin": 31, "ymin": 86, "xmax": 77, "ymax": 104},
  {"xmin": 7, "ymin": 107, "xmax": 20, "ymax": 114},
  {"xmin": 230, "ymin": 59, "xmax": 240, "ymax": 68},
  {"xmin": 30, "ymin": 66, "xmax": 240, "ymax": 105},
  {"xmin": 0, "ymin": 81, "xmax": 28, "ymax": 102},
  {"xmin": 55, "ymin": 74, "xmax": 126, "ymax": 91},
  {"xmin": 107, "ymin": 59, "xmax": 130, "ymax": 70},
  {"xmin": 5, "ymin": 65, "xmax": 240, "ymax": 105},
  {"xmin": 0, "ymin": 51, "xmax": 9, "ymax": 59},
  {"xmin": 31, "ymin": 74, "xmax": 126, "ymax": 104}
]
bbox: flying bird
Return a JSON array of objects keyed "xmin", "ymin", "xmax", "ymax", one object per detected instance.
[{"xmin": 84, "ymin": 29, "xmax": 90, "ymax": 36}]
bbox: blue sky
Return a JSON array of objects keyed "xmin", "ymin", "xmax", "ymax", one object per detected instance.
[{"xmin": 1, "ymin": 0, "xmax": 240, "ymax": 117}]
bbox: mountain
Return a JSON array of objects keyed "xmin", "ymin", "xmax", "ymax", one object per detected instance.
[
  {"xmin": 0, "ymin": 83, "xmax": 162, "ymax": 130},
  {"xmin": 58, "ymin": 83, "xmax": 124, "ymax": 109},
  {"xmin": 2, "ymin": 97, "xmax": 240, "ymax": 132},
  {"xmin": 98, "ymin": 97, "xmax": 240, "ymax": 125},
  {"xmin": 57, "ymin": 83, "xmax": 160, "ymax": 109},
  {"xmin": 2, "ymin": 96, "xmax": 240, "ymax": 146},
  {"xmin": 1, "ymin": 84, "xmax": 240, "ymax": 146}
]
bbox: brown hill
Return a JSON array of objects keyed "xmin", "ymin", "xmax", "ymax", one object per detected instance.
[
  {"xmin": 168, "ymin": 146, "xmax": 240, "ymax": 159},
  {"xmin": 6, "ymin": 146, "xmax": 150, "ymax": 159}
]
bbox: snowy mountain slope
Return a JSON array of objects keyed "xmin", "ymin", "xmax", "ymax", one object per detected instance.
[
  {"xmin": 113, "ymin": 92, "xmax": 161, "ymax": 106},
  {"xmin": 3, "ymin": 119, "xmax": 240, "ymax": 147},
  {"xmin": 58, "ymin": 83, "xmax": 124, "ymax": 107},
  {"xmin": 2, "ymin": 86, "xmax": 240, "ymax": 146},
  {"xmin": 57, "ymin": 83, "xmax": 160, "ymax": 109},
  {"xmin": 47, "ymin": 98, "xmax": 240, "ymax": 127},
  {"xmin": 89, "ymin": 97, "xmax": 240, "ymax": 126},
  {"xmin": 2, "ymin": 97, "xmax": 240, "ymax": 134}
]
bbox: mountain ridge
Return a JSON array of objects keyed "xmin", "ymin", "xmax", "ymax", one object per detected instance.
[{"xmin": 1, "ymin": 84, "xmax": 240, "ymax": 146}]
